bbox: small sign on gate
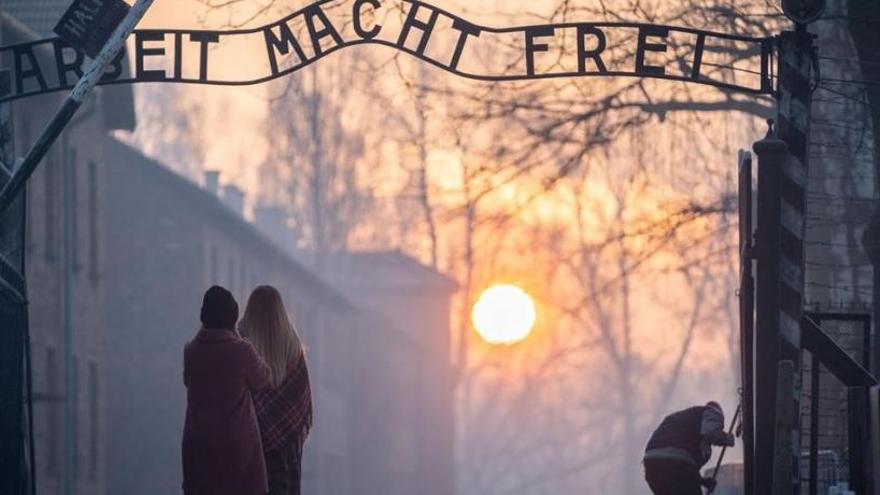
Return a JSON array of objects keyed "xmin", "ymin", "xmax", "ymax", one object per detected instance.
[{"xmin": 53, "ymin": 0, "xmax": 130, "ymax": 58}]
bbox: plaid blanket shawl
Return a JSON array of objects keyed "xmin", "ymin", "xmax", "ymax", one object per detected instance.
[{"xmin": 254, "ymin": 354, "xmax": 313, "ymax": 453}]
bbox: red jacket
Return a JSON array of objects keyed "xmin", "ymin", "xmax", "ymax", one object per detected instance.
[{"xmin": 182, "ymin": 328, "xmax": 270, "ymax": 495}]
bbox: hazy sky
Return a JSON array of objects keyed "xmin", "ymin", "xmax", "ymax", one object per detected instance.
[
  {"xmin": 126, "ymin": 0, "xmax": 566, "ymax": 187},
  {"xmin": 127, "ymin": 1, "xmax": 276, "ymax": 190},
  {"xmin": 141, "ymin": 0, "xmax": 210, "ymax": 28},
  {"xmin": 118, "ymin": 3, "xmax": 762, "ymax": 491}
]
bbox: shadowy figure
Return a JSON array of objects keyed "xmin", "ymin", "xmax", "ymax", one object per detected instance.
[
  {"xmin": 182, "ymin": 285, "xmax": 271, "ymax": 495},
  {"xmin": 239, "ymin": 285, "xmax": 313, "ymax": 495},
  {"xmin": 643, "ymin": 401, "xmax": 735, "ymax": 495}
]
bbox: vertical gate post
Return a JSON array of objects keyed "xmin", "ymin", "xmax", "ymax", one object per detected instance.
[
  {"xmin": 752, "ymin": 29, "xmax": 814, "ymax": 494},
  {"xmin": 776, "ymin": 29, "xmax": 814, "ymax": 493}
]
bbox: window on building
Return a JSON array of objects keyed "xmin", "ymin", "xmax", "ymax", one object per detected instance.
[
  {"xmin": 21, "ymin": 117, "xmax": 34, "ymax": 253},
  {"xmin": 45, "ymin": 150, "xmax": 56, "ymax": 261},
  {"xmin": 66, "ymin": 148, "xmax": 79, "ymax": 274},
  {"xmin": 88, "ymin": 162, "xmax": 98, "ymax": 283},
  {"xmin": 88, "ymin": 361, "xmax": 98, "ymax": 481},
  {"xmin": 46, "ymin": 348, "xmax": 59, "ymax": 477}
]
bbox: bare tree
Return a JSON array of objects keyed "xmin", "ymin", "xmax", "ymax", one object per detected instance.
[
  {"xmin": 259, "ymin": 56, "xmax": 376, "ymax": 269},
  {"xmin": 365, "ymin": 59, "xmax": 443, "ymax": 267},
  {"xmin": 122, "ymin": 84, "xmax": 208, "ymax": 179},
  {"xmin": 416, "ymin": 0, "xmax": 782, "ymax": 204},
  {"xmin": 185, "ymin": 3, "xmax": 789, "ymax": 495}
]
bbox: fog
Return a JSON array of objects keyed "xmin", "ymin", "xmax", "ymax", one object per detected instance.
[{"xmin": 6, "ymin": 0, "xmax": 875, "ymax": 494}]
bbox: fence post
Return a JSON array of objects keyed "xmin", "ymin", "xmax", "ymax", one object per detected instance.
[
  {"xmin": 809, "ymin": 351, "xmax": 819, "ymax": 495},
  {"xmin": 849, "ymin": 387, "xmax": 871, "ymax": 494},
  {"xmin": 752, "ymin": 123, "xmax": 787, "ymax": 493},
  {"xmin": 752, "ymin": 28, "xmax": 814, "ymax": 493}
]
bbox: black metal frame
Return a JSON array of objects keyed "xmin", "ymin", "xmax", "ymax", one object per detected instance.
[
  {"xmin": 0, "ymin": 188, "xmax": 31, "ymax": 495},
  {"xmin": 802, "ymin": 313, "xmax": 877, "ymax": 495}
]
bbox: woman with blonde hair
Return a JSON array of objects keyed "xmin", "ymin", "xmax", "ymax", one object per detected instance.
[{"xmin": 239, "ymin": 285, "xmax": 312, "ymax": 495}]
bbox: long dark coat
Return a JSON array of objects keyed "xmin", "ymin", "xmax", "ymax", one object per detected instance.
[{"xmin": 182, "ymin": 328, "xmax": 270, "ymax": 495}]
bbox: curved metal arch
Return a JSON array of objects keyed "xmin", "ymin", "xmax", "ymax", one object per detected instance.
[{"xmin": 0, "ymin": 0, "xmax": 775, "ymax": 103}]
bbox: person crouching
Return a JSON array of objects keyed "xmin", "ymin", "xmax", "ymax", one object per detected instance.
[{"xmin": 643, "ymin": 401, "xmax": 735, "ymax": 495}]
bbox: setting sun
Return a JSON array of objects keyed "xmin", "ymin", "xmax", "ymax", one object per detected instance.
[{"xmin": 472, "ymin": 285, "xmax": 537, "ymax": 345}]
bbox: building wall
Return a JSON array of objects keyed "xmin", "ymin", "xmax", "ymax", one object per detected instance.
[
  {"xmin": 101, "ymin": 138, "xmax": 204, "ymax": 495},
  {"xmin": 2, "ymin": 4, "xmax": 137, "ymax": 493},
  {"xmin": 18, "ymin": 84, "xmax": 107, "ymax": 495}
]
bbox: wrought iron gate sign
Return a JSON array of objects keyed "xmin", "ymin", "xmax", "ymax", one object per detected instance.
[{"xmin": 0, "ymin": 0, "xmax": 772, "ymax": 103}]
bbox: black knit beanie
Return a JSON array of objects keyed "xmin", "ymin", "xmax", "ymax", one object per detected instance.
[{"xmin": 200, "ymin": 285, "xmax": 239, "ymax": 331}]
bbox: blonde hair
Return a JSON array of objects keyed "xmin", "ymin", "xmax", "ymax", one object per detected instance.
[{"xmin": 239, "ymin": 285, "xmax": 303, "ymax": 388}]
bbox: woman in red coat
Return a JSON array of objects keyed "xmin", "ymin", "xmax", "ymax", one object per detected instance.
[
  {"xmin": 239, "ymin": 286, "xmax": 312, "ymax": 495},
  {"xmin": 182, "ymin": 285, "xmax": 271, "ymax": 495}
]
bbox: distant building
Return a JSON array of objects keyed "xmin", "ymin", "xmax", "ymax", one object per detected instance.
[
  {"xmin": 101, "ymin": 137, "xmax": 456, "ymax": 495},
  {"xmin": 324, "ymin": 251, "xmax": 457, "ymax": 495}
]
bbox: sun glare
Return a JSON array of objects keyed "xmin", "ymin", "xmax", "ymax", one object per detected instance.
[{"xmin": 472, "ymin": 285, "xmax": 536, "ymax": 345}]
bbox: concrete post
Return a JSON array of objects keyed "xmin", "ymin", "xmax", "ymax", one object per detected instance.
[{"xmin": 752, "ymin": 123, "xmax": 788, "ymax": 494}]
